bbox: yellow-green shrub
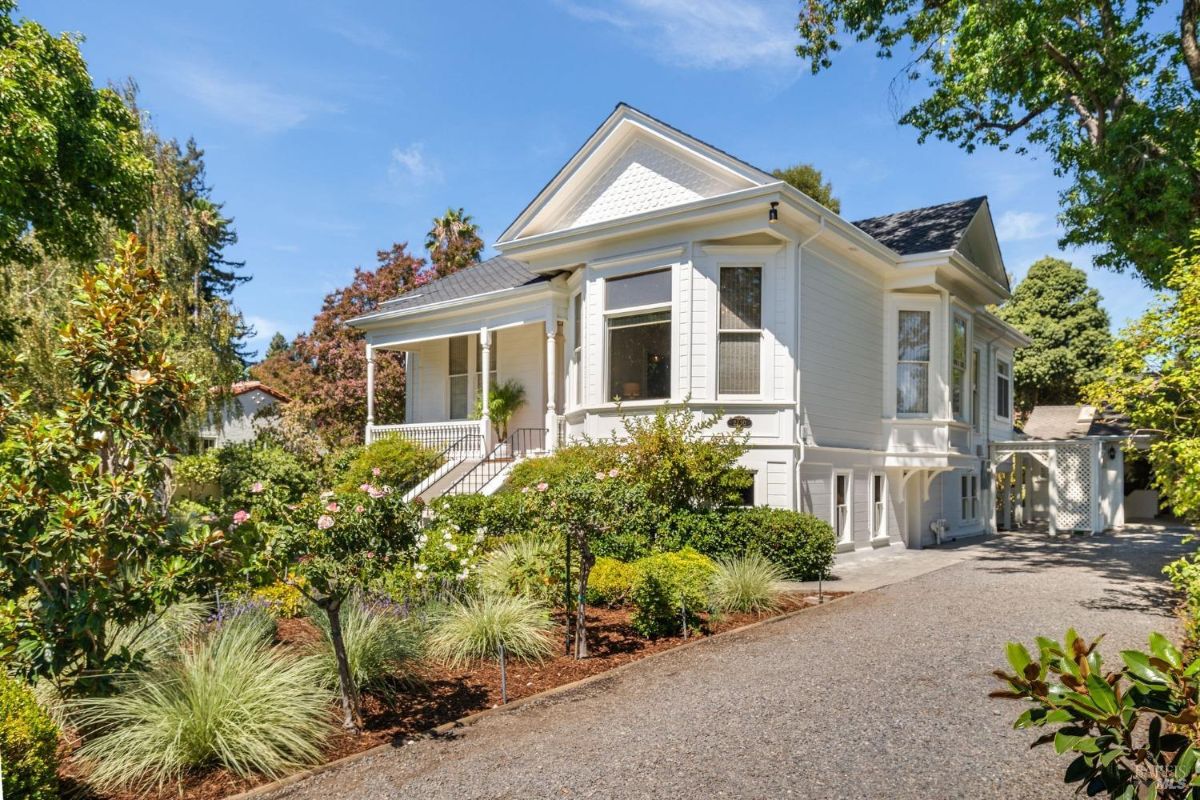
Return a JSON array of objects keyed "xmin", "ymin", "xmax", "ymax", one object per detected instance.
[
  {"xmin": 0, "ymin": 674, "xmax": 59, "ymax": 800},
  {"xmin": 587, "ymin": 557, "xmax": 638, "ymax": 607},
  {"xmin": 250, "ymin": 581, "xmax": 306, "ymax": 619},
  {"xmin": 630, "ymin": 549, "xmax": 716, "ymax": 638}
]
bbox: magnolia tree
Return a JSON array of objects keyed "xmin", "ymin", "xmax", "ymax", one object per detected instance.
[
  {"xmin": 0, "ymin": 236, "xmax": 232, "ymax": 689},
  {"xmin": 264, "ymin": 481, "xmax": 420, "ymax": 731}
]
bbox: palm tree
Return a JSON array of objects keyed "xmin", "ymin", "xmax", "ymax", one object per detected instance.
[{"xmin": 425, "ymin": 207, "xmax": 484, "ymax": 278}]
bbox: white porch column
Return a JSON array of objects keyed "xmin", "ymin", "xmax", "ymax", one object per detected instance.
[
  {"xmin": 545, "ymin": 319, "xmax": 558, "ymax": 451},
  {"xmin": 1089, "ymin": 439, "xmax": 1103, "ymax": 535},
  {"xmin": 1047, "ymin": 448, "xmax": 1059, "ymax": 536},
  {"xmin": 365, "ymin": 342, "xmax": 376, "ymax": 442},
  {"xmin": 1022, "ymin": 454, "xmax": 1034, "ymax": 524},
  {"xmin": 479, "ymin": 326, "xmax": 491, "ymax": 454}
]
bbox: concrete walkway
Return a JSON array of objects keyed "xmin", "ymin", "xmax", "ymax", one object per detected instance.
[{"xmin": 263, "ymin": 522, "xmax": 1190, "ymax": 800}]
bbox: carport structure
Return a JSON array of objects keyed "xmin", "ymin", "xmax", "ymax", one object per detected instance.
[{"xmin": 990, "ymin": 405, "xmax": 1144, "ymax": 536}]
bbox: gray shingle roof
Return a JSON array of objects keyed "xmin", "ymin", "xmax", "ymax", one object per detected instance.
[
  {"xmin": 1022, "ymin": 405, "xmax": 1133, "ymax": 440},
  {"xmin": 378, "ymin": 256, "xmax": 550, "ymax": 313},
  {"xmin": 852, "ymin": 196, "xmax": 986, "ymax": 255}
]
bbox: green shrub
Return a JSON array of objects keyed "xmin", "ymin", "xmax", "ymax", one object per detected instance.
[
  {"xmin": 334, "ymin": 437, "xmax": 442, "ymax": 495},
  {"xmin": 662, "ymin": 507, "xmax": 836, "ymax": 580},
  {"xmin": 250, "ymin": 580, "xmax": 307, "ymax": 619},
  {"xmin": 708, "ymin": 553, "xmax": 787, "ymax": 613},
  {"xmin": 428, "ymin": 593, "xmax": 556, "ymax": 667},
  {"xmin": 309, "ymin": 594, "xmax": 424, "ymax": 697},
  {"xmin": 587, "ymin": 557, "xmax": 638, "ymax": 607},
  {"xmin": 1165, "ymin": 552, "xmax": 1200, "ymax": 641},
  {"xmin": 0, "ymin": 674, "xmax": 59, "ymax": 800},
  {"xmin": 173, "ymin": 443, "xmax": 317, "ymax": 514},
  {"xmin": 478, "ymin": 534, "xmax": 564, "ymax": 606},
  {"xmin": 505, "ymin": 443, "xmax": 616, "ymax": 491},
  {"xmin": 434, "ymin": 491, "xmax": 538, "ymax": 541},
  {"xmin": 630, "ymin": 549, "xmax": 717, "ymax": 638},
  {"xmin": 72, "ymin": 614, "xmax": 330, "ymax": 793}
]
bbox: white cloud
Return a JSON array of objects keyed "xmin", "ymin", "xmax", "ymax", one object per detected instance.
[
  {"xmin": 555, "ymin": 0, "xmax": 798, "ymax": 71},
  {"xmin": 388, "ymin": 143, "xmax": 442, "ymax": 186},
  {"xmin": 325, "ymin": 15, "xmax": 407, "ymax": 57},
  {"xmin": 172, "ymin": 64, "xmax": 339, "ymax": 135},
  {"xmin": 244, "ymin": 315, "xmax": 301, "ymax": 356},
  {"xmin": 995, "ymin": 210, "xmax": 1055, "ymax": 242}
]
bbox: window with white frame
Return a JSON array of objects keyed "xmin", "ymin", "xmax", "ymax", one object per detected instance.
[
  {"xmin": 971, "ymin": 347, "xmax": 982, "ymax": 431},
  {"xmin": 897, "ymin": 310, "xmax": 931, "ymax": 415},
  {"xmin": 605, "ymin": 270, "xmax": 671, "ymax": 401},
  {"xmin": 834, "ymin": 472, "xmax": 851, "ymax": 543},
  {"xmin": 951, "ymin": 316, "xmax": 967, "ymax": 421},
  {"xmin": 572, "ymin": 292, "xmax": 583, "ymax": 406},
  {"xmin": 870, "ymin": 473, "xmax": 885, "ymax": 538},
  {"xmin": 718, "ymin": 266, "xmax": 762, "ymax": 395},
  {"xmin": 448, "ymin": 335, "xmax": 470, "ymax": 419},
  {"xmin": 997, "ymin": 359, "xmax": 1012, "ymax": 419},
  {"xmin": 961, "ymin": 473, "xmax": 979, "ymax": 521}
]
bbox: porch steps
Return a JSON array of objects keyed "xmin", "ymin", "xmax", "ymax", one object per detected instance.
[{"xmin": 415, "ymin": 458, "xmax": 481, "ymax": 504}]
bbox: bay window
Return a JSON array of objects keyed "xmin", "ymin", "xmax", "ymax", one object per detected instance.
[
  {"xmin": 572, "ymin": 292, "xmax": 583, "ymax": 405},
  {"xmin": 951, "ymin": 317, "xmax": 967, "ymax": 420},
  {"xmin": 718, "ymin": 266, "xmax": 762, "ymax": 395},
  {"xmin": 605, "ymin": 269, "xmax": 671, "ymax": 401},
  {"xmin": 897, "ymin": 310, "xmax": 931, "ymax": 415}
]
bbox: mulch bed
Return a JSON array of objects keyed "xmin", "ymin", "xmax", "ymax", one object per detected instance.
[{"xmin": 62, "ymin": 591, "xmax": 849, "ymax": 800}]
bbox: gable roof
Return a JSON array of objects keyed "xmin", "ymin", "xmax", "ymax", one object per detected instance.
[
  {"xmin": 498, "ymin": 103, "xmax": 776, "ymax": 244},
  {"xmin": 229, "ymin": 381, "xmax": 290, "ymax": 403},
  {"xmin": 852, "ymin": 197, "xmax": 987, "ymax": 256},
  {"xmin": 376, "ymin": 256, "xmax": 550, "ymax": 314},
  {"xmin": 1022, "ymin": 405, "xmax": 1133, "ymax": 440}
]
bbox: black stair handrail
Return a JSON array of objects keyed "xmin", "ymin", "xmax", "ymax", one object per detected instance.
[{"xmin": 441, "ymin": 427, "xmax": 547, "ymax": 497}]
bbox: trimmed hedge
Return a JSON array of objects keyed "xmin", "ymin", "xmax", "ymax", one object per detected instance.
[
  {"xmin": 586, "ymin": 557, "xmax": 638, "ymax": 607},
  {"xmin": 630, "ymin": 549, "xmax": 716, "ymax": 638},
  {"xmin": 0, "ymin": 674, "xmax": 59, "ymax": 800},
  {"xmin": 334, "ymin": 437, "xmax": 442, "ymax": 495},
  {"xmin": 661, "ymin": 507, "xmax": 836, "ymax": 581}
]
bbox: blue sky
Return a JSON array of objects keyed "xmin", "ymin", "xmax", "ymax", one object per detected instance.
[{"xmin": 25, "ymin": 0, "xmax": 1158, "ymax": 358}]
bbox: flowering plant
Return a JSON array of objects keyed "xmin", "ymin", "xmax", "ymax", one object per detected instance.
[{"xmin": 393, "ymin": 517, "xmax": 488, "ymax": 598}]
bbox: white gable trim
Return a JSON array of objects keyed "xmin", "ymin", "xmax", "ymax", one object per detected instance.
[{"xmin": 498, "ymin": 104, "xmax": 773, "ymax": 244}]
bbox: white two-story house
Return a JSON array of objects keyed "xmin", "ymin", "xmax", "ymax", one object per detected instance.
[{"xmin": 349, "ymin": 104, "xmax": 1030, "ymax": 550}]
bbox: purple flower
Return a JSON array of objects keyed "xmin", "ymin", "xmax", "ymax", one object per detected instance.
[{"xmin": 317, "ymin": 514, "xmax": 335, "ymax": 530}]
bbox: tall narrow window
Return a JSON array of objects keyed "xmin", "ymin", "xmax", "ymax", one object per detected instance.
[
  {"xmin": 448, "ymin": 336, "xmax": 469, "ymax": 419},
  {"xmin": 605, "ymin": 270, "xmax": 671, "ymax": 401},
  {"xmin": 951, "ymin": 317, "xmax": 967, "ymax": 420},
  {"xmin": 971, "ymin": 348, "xmax": 981, "ymax": 431},
  {"xmin": 834, "ymin": 472, "xmax": 851, "ymax": 543},
  {"xmin": 897, "ymin": 310, "xmax": 930, "ymax": 414},
  {"xmin": 718, "ymin": 266, "xmax": 762, "ymax": 395},
  {"xmin": 572, "ymin": 292, "xmax": 583, "ymax": 405},
  {"xmin": 997, "ymin": 359, "xmax": 1011, "ymax": 419},
  {"xmin": 870, "ymin": 473, "xmax": 885, "ymax": 538},
  {"xmin": 961, "ymin": 473, "xmax": 979, "ymax": 521}
]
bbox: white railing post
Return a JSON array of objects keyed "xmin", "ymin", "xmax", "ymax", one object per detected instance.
[
  {"xmin": 365, "ymin": 342, "xmax": 375, "ymax": 443},
  {"xmin": 545, "ymin": 319, "xmax": 558, "ymax": 452},
  {"xmin": 479, "ymin": 326, "xmax": 491, "ymax": 456}
]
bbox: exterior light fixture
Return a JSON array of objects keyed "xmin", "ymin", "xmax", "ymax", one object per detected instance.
[
  {"xmin": 768, "ymin": 201, "xmax": 779, "ymax": 223},
  {"xmin": 1108, "ymin": 445, "xmax": 1118, "ymax": 460}
]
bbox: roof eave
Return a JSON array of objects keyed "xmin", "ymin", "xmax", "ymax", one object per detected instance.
[{"xmin": 347, "ymin": 280, "xmax": 562, "ymax": 329}]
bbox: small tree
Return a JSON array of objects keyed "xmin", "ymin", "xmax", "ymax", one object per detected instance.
[
  {"xmin": 0, "ymin": 235, "xmax": 228, "ymax": 689},
  {"xmin": 425, "ymin": 207, "xmax": 483, "ymax": 278},
  {"xmin": 264, "ymin": 484, "xmax": 420, "ymax": 731},
  {"xmin": 473, "ymin": 379, "xmax": 526, "ymax": 440},
  {"xmin": 771, "ymin": 163, "xmax": 840, "ymax": 212}
]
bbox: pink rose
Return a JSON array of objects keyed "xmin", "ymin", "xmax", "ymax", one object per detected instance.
[
  {"xmin": 368, "ymin": 486, "xmax": 385, "ymax": 499},
  {"xmin": 231, "ymin": 509, "xmax": 250, "ymax": 526},
  {"xmin": 250, "ymin": 481, "xmax": 264, "ymax": 494},
  {"xmin": 359, "ymin": 483, "xmax": 371, "ymax": 492},
  {"xmin": 354, "ymin": 504, "xmax": 365, "ymax": 513},
  {"xmin": 608, "ymin": 468, "xmax": 619, "ymax": 478},
  {"xmin": 372, "ymin": 467, "xmax": 382, "ymax": 477},
  {"xmin": 536, "ymin": 482, "xmax": 549, "ymax": 492},
  {"xmin": 326, "ymin": 501, "xmax": 340, "ymax": 513},
  {"xmin": 317, "ymin": 514, "xmax": 335, "ymax": 530}
]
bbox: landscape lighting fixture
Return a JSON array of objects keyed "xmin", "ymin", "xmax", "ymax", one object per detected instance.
[{"xmin": 768, "ymin": 201, "xmax": 779, "ymax": 223}]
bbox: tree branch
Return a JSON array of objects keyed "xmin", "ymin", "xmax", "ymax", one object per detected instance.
[
  {"xmin": 1182, "ymin": 0, "xmax": 1200, "ymax": 92},
  {"xmin": 969, "ymin": 102, "xmax": 1054, "ymax": 135}
]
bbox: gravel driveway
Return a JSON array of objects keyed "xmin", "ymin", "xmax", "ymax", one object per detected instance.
[{"xmin": 261, "ymin": 524, "xmax": 1189, "ymax": 800}]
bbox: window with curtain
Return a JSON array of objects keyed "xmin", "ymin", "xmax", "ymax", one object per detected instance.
[
  {"xmin": 718, "ymin": 266, "xmax": 762, "ymax": 395},
  {"xmin": 897, "ymin": 310, "xmax": 930, "ymax": 414},
  {"xmin": 449, "ymin": 335, "xmax": 469, "ymax": 419},
  {"xmin": 572, "ymin": 292, "xmax": 583, "ymax": 405},
  {"xmin": 870, "ymin": 473, "xmax": 885, "ymax": 537},
  {"xmin": 951, "ymin": 317, "xmax": 967, "ymax": 420},
  {"xmin": 971, "ymin": 348, "xmax": 981, "ymax": 431},
  {"xmin": 834, "ymin": 472, "xmax": 851, "ymax": 543},
  {"xmin": 997, "ymin": 359, "xmax": 1011, "ymax": 418},
  {"xmin": 605, "ymin": 270, "xmax": 671, "ymax": 401}
]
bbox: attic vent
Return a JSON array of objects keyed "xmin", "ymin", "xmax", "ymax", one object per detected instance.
[{"xmin": 1077, "ymin": 405, "xmax": 1096, "ymax": 423}]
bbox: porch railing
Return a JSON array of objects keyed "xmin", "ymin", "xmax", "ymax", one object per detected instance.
[
  {"xmin": 442, "ymin": 427, "xmax": 547, "ymax": 497},
  {"xmin": 367, "ymin": 421, "xmax": 483, "ymax": 457}
]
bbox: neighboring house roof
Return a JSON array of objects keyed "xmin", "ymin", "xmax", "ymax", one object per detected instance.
[
  {"xmin": 378, "ymin": 255, "xmax": 551, "ymax": 313},
  {"xmin": 852, "ymin": 197, "xmax": 987, "ymax": 256},
  {"xmin": 229, "ymin": 381, "xmax": 290, "ymax": 403},
  {"xmin": 1021, "ymin": 405, "xmax": 1133, "ymax": 440}
]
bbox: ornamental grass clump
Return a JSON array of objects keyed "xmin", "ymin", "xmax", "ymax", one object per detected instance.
[
  {"xmin": 478, "ymin": 534, "xmax": 563, "ymax": 606},
  {"xmin": 428, "ymin": 593, "xmax": 556, "ymax": 703},
  {"xmin": 71, "ymin": 610, "xmax": 331, "ymax": 794},
  {"xmin": 310, "ymin": 593, "xmax": 425, "ymax": 698},
  {"xmin": 707, "ymin": 553, "xmax": 788, "ymax": 614}
]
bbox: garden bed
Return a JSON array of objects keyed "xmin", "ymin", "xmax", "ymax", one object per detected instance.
[{"xmin": 62, "ymin": 591, "xmax": 849, "ymax": 800}]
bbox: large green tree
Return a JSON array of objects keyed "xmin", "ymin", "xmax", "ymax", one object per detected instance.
[
  {"xmin": 794, "ymin": 1, "xmax": 1200, "ymax": 288},
  {"xmin": 0, "ymin": 1, "xmax": 151, "ymax": 267},
  {"xmin": 997, "ymin": 256, "xmax": 1111, "ymax": 412},
  {"xmin": 1089, "ymin": 236, "xmax": 1200, "ymax": 520},
  {"xmin": 425, "ymin": 207, "xmax": 483, "ymax": 278},
  {"xmin": 772, "ymin": 163, "xmax": 841, "ymax": 212}
]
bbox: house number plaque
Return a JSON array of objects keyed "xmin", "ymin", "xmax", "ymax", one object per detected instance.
[{"xmin": 727, "ymin": 416, "xmax": 752, "ymax": 431}]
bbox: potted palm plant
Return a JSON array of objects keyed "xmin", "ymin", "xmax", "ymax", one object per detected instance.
[{"xmin": 474, "ymin": 379, "xmax": 526, "ymax": 443}]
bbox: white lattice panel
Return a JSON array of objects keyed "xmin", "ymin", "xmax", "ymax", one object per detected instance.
[{"xmin": 1055, "ymin": 443, "xmax": 1092, "ymax": 530}]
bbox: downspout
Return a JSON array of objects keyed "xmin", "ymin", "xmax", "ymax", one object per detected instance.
[{"xmin": 794, "ymin": 217, "xmax": 825, "ymax": 510}]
